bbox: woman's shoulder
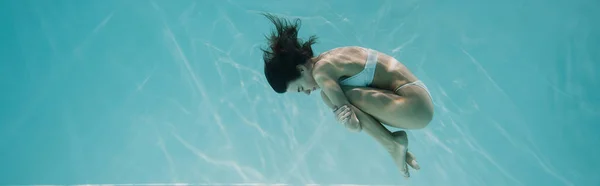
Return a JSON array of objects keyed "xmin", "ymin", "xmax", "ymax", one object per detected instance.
[
  {"xmin": 320, "ymin": 46, "xmax": 365, "ymax": 54},
  {"xmin": 311, "ymin": 46, "xmax": 369, "ymax": 78},
  {"xmin": 316, "ymin": 46, "xmax": 367, "ymax": 61}
]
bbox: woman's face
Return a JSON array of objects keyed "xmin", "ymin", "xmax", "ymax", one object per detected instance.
[{"xmin": 286, "ymin": 65, "xmax": 319, "ymax": 95}]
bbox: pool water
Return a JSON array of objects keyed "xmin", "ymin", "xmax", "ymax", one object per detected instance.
[{"xmin": 1, "ymin": 0, "xmax": 598, "ymax": 185}]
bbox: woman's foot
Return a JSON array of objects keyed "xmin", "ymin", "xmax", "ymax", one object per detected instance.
[{"xmin": 391, "ymin": 130, "xmax": 420, "ymax": 178}]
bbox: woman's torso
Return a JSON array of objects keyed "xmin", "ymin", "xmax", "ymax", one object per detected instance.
[{"xmin": 315, "ymin": 46, "xmax": 418, "ymax": 91}]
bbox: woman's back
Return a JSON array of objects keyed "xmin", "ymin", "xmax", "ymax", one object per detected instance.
[{"xmin": 316, "ymin": 46, "xmax": 419, "ymax": 91}]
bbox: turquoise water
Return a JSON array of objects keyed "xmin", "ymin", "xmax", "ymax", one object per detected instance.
[{"xmin": 1, "ymin": 0, "xmax": 599, "ymax": 185}]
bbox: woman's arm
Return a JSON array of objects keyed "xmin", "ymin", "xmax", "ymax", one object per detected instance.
[
  {"xmin": 320, "ymin": 91, "xmax": 362, "ymax": 132},
  {"xmin": 313, "ymin": 61, "xmax": 350, "ymax": 110},
  {"xmin": 314, "ymin": 60, "xmax": 362, "ymax": 131}
]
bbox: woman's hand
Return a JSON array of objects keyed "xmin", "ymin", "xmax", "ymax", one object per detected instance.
[{"xmin": 333, "ymin": 105, "xmax": 362, "ymax": 132}]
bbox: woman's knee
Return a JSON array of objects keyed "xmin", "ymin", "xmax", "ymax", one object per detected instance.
[{"xmin": 342, "ymin": 86, "xmax": 371, "ymax": 102}]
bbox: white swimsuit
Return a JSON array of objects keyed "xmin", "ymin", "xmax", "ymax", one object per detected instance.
[
  {"xmin": 338, "ymin": 47, "xmax": 432, "ymax": 100},
  {"xmin": 338, "ymin": 48, "xmax": 378, "ymax": 87}
]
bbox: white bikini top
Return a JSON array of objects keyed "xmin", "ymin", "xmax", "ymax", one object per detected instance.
[{"xmin": 338, "ymin": 48, "xmax": 378, "ymax": 87}]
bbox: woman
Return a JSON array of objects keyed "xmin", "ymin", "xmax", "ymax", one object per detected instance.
[{"xmin": 260, "ymin": 13, "xmax": 434, "ymax": 178}]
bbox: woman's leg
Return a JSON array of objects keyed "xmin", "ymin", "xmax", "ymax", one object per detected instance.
[
  {"xmin": 320, "ymin": 91, "xmax": 420, "ymax": 177},
  {"xmin": 341, "ymin": 84, "xmax": 434, "ymax": 130}
]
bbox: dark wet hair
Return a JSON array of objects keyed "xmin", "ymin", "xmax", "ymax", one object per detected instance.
[{"xmin": 260, "ymin": 13, "xmax": 318, "ymax": 93}]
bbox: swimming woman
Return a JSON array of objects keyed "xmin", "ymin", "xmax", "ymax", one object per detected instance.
[{"xmin": 260, "ymin": 13, "xmax": 434, "ymax": 178}]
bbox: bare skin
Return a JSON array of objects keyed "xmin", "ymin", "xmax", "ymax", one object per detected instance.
[
  {"xmin": 287, "ymin": 46, "xmax": 433, "ymax": 177},
  {"xmin": 293, "ymin": 46, "xmax": 433, "ymax": 129},
  {"xmin": 321, "ymin": 90, "xmax": 421, "ymax": 177}
]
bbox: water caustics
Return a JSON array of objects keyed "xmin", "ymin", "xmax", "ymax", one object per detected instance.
[{"xmin": 0, "ymin": 0, "xmax": 598, "ymax": 185}]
